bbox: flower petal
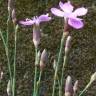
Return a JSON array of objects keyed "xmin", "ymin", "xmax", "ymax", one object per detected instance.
[
  {"xmin": 38, "ymin": 14, "xmax": 51, "ymax": 22},
  {"xmin": 59, "ymin": 1, "xmax": 74, "ymax": 13},
  {"xmin": 68, "ymin": 18, "xmax": 84, "ymax": 29},
  {"xmin": 73, "ymin": 7, "xmax": 88, "ymax": 16},
  {"xmin": 19, "ymin": 19, "xmax": 35, "ymax": 25},
  {"xmin": 51, "ymin": 8, "xmax": 64, "ymax": 17}
]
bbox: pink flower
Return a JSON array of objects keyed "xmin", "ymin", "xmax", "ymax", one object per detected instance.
[
  {"xmin": 19, "ymin": 14, "xmax": 51, "ymax": 48},
  {"xmin": 19, "ymin": 13, "xmax": 51, "ymax": 26},
  {"xmin": 51, "ymin": 1, "xmax": 88, "ymax": 29}
]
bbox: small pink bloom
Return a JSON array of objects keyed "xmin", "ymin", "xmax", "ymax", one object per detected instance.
[
  {"xmin": 19, "ymin": 13, "xmax": 51, "ymax": 26},
  {"xmin": 19, "ymin": 14, "xmax": 51, "ymax": 48},
  {"xmin": 51, "ymin": 1, "xmax": 88, "ymax": 29}
]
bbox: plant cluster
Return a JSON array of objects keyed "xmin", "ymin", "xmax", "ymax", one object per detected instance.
[{"xmin": 0, "ymin": 0, "xmax": 96, "ymax": 96}]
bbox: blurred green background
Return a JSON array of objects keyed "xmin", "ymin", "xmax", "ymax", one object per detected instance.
[{"xmin": 0, "ymin": 0, "xmax": 96, "ymax": 96}]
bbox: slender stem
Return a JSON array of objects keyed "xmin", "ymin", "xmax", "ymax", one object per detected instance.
[
  {"xmin": 58, "ymin": 78, "xmax": 61, "ymax": 96},
  {"xmin": 35, "ymin": 71, "xmax": 42, "ymax": 96},
  {"xmin": 33, "ymin": 48, "xmax": 38, "ymax": 96},
  {"xmin": 7, "ymin": 10, "xmax": 11, "ymax": 46},
  {"xmin": 7, "ymin": 1, "xmax": 13, "ymax": 92},
  {"xmin": 33, "ymin": 66, "xmax": 38, "ymax": 96},
  {"xmin": 7, "ymin": 0, "xmax": 12, "ymax": 80},
  {"xmin": 6, "ymin": 47, "xmax": 13, "ymax": 89},
  {"xmin": 52, "ymin": 68, "xmax": 57, "ymax": 96},
  {"xmin": 79, "ymin": 81, "xmax": 92, "ymax": 96},
  {"xmin": 12, "ymin": 25, "xmax": 18, "ymax": 96},
  {"xmin": 52, "ymin": 32, "xmax": 66, "ymax": 96},
  {"xmin": 0, "ymin": 30, "xmax": 12, "ymax": 87},
  {"xmin": 59, "ymin": 55, "xmax": 67, "ymax": 96}
]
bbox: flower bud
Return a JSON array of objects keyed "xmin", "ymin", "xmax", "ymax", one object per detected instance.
[
  {"xmin": 8, "ymin": 0, "xmax": 14, "ymax": 12},
  {"xmin": 40, "ymin": 49, "xmax": 48, "ymax": 70},
  {"xmin": 8, "ymin": 0, "xmax": 12, "ymax": 11},
  {"xmin": 53, "ymin": 59, "xmax": 56, "ymax": 70},
  {"xmin": 65, "ymin": 36, "xmax": 72, "ymax": 55},
  {"xmin": 73, "ymin": 80, "xmax": 78, "ymax": 94},
  {"xmin": 0, "ymin": 71, "xmax": 3, "ymax": 80},
  {"xmin": 35, "ymin": 51, "xmax": 41, "ymax": 66},
  {"xmin": 7, "ymin": 80, "xmax": 11, "ymax": 96},
  {"xmin": 65, "ymin": 76, "xmax": 73, "ymax": 96},
  {"xmin": 12, "ymin": 9, "xmax": 17, "ymax": 24},
  {"xmin": 33, "ymin": 25, "xmax": 41, "ymax": 48},
  {"xmin": 90, "ymin": 72, "xmax": 96, "ymax": 83}
]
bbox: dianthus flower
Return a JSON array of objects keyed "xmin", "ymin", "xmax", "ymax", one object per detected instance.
[
  {"xmin": 51, "ymin": 1, "xmax": 88, "ymax": 29},
  {"xmin": 19, "ymin": 14, "xmax": 51, "ymax": 48},
  {"xmin": 19, "ymin": 14, "xmax": 51, "ymax": 26}
]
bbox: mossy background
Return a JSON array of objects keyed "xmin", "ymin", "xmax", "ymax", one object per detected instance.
[{"xmin": 0, "ymin": 0, "xmax": 96, "ymax": 96}]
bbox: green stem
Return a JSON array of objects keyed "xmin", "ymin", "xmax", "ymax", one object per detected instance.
[
  {"xmin": 58, "ymin": 78, "xmax": 61, "ymax": 96},
  {"xmin": 6, "ymin": 47, "xmax": 13, "ymax": 90},
  {"xmin": 52, "ymin": 68, "xmax": 57, "ymax": 96},
  {"xmin": 33, "ymin": 66, "xmax": 38, "ymax": 96},
  {"xmin": 59, "ymin": 55, "xmax": 67, "ymax": 96},
  {"xmin": 12, "ymin": 25, "xmax": 18, "ymax": 96},
  {"xmin": 7, "ymin": 10, "xmax": 11, "ymax": 46},
  {"xmin": 33, "ymin": 48, "xmax": 38, "ymax": 96},
  {"xmin": 35, "ymin": 71, "xmax": 42, "ymax": 96},
  {"xmin": 52, "ymin": 32, "xmax": 66, "ymax": 96},
  {"xmin": 79, "ymin": 81, "xmax": 92, "ymax": 96},
  {"xmin": 7, "ymin": 2, "xmax": 13, "ymax": 92},
  {"xmin": 0, "ymin": 30, "xmax": 12, "ymax": 86}
]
